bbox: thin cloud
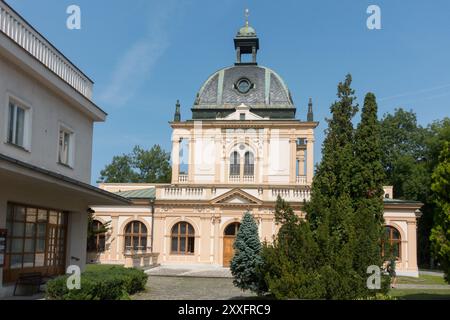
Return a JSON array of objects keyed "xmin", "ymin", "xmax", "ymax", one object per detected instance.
[
  {"xmin": 379, "ymin": 83, "xmax": 450, "ymax": 102},
  {"xmin": 98, "ymin": 3, "xmax": 175, "ymax": 107}
]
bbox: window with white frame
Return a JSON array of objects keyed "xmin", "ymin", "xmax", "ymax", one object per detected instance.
[
  {"xmin": 7, "ymin": 101, "xmax": 27, "ymax": 148},
  {"xmin": 58, "ymin": 127, "xmax": 73, "ymax": 167}
]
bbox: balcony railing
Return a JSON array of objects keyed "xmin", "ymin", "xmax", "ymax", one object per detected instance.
[
  {"xmin": 296, "ymin": 175, "xmax": 307, "ymax": 185},
  {"xmin": 229, "ymin": 175, "xmax": 241, "ymax": 183},
  {"xmin": 178, "ymin": 174, "xmax": 188, "ymax": 183},
  {"xmin": 271, "ymin": 188, "xmax": 311, "ymax": 202},
  {"xmin": 0, "ymin": 2, "xmax": 93, "ymax": 99},
  {"xmin": 243, "ymin": 175, "xmax": 254, "ymax": 183},
  {"xmin": 162, "ymin": 187, "xmax": 205, "ymax": 200}
]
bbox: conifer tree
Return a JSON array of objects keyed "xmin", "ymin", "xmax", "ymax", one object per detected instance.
[
  {"xmin": 259, "ymin": 196, "xmax": 324, "ymax": 299},
  {"xmin": 230, "ymin": 212, "xmax": 263, "ymax": 293},
  {"xmin": 305, "ymin": 74, "xmax": 361, "ymax": 299},
  {"xmin": 352, "ymin": 93, "xmax": 389, "ymax": 296}
]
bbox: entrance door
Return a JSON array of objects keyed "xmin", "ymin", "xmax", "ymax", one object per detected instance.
[
  {"xmin": 45, "ymin": 224, "xmax": 66, "ymax": 276},
  {"xmin": 223, "ymin": 222, "xmax": 240, "ymax": 267}
]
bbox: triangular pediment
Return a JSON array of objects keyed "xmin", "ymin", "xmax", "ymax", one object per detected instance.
[
  {"xmin": 218, "ymin": 104, "xmax": 268, "ymax": 120},
  {"xmin": 211, "ymin": 188, "xmax": 262, "ymax": 205}
]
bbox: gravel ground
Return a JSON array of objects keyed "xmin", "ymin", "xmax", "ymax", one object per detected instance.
[{"xmin": 133, "ymin": 276, "xmax": 257, "ymax": 300}]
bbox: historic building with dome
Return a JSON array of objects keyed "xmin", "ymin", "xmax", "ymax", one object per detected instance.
[{"xmin": 91, "ymin": 19, "xmax": 422, "ymax": 277}]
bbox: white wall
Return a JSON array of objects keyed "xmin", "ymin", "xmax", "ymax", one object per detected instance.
[{"xmin": 0, "ymin": 58, "xmax": 94, "ymax": 184}]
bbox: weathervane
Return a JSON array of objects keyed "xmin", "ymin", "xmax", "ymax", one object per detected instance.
[{"xmin": 245, "ymin": 8, "xmax": 249, "ymax": 27}]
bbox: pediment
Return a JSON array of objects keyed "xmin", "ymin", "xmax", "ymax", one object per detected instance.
[
  {"xmin": 210, "ymin": 188, "xmax": 262, "ymax": 205},
  {"xmin": 218, "ymin": 104, "xmax": 268, "ymax": 120}
]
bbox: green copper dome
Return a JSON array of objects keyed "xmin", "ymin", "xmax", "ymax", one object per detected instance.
[{"xmin": 237, "ymin": 24, "xmax": 257, "ymax": 38}]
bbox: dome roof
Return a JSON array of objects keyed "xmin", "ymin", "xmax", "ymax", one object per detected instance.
[
  {"xmin": 237, "ymin": 25, "xmax": 256, "ymax": 38},
  {"xmin": 193, "ymin": 65, "xmax": 294, "ymax": 111}
]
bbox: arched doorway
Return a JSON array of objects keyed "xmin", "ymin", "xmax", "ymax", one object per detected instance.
[{"xmin": 223, "ymin": 222, "xmax": 240, "ymax": 267}]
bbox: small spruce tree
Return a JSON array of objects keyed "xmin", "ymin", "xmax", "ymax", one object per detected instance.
[{"xmin": 230, "ymin": 212, "xmax": 263, "ymax": 293}]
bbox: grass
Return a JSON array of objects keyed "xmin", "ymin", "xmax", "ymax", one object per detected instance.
[
  {"xmin": 390, "ymin": 289, "xmax": 450, "ymax": 300},
  {"xmin": 397, "ymin": 274, "xmax": 447, "ymax": 285}
]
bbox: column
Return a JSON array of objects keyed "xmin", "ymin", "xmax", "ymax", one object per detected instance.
[
  {"xmin": 214, "ymin": 134, "xmax": 222, "ymax": 183},
  {"xmin": 110, "ymin": 216, "xmax": 119, "ymax": 261},
  {"xmin": 407, "ymin": 221, "xmax": 418, "ymax": 274},
  {"xmin": 306, "ymin": 138, "xmax": 314, "ymax": 184},
  {"xmin": 298, "ymin": 150, "xmax": 305, "ymax": 176},
  {"xmin": 66, "ymin": 211, "xmax": 88, "ymax": 272},
  {"xmin": 188, "ymin": 138, "xmax": 195, "ymax": 182},
  {"xmin": 263, "ymin": 130, "xmax": 270, "ymax": 183},
  {"xmin": 213, "ymin": 216, "xmax": 221, "ymax": 264},
  {"xmin": 171, "ymin": 138, "xmax": 180, "ymax": 184},
  {"xmin": 289, "ymin": 138, "xmax": 297, "ymax": 184}
]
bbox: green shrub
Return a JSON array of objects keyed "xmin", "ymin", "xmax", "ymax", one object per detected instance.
[{"xmin": 45, "ymin": 265, "xmax": 148, "ymax": 300}]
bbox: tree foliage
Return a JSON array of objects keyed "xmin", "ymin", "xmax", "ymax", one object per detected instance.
[
  {"xmin": 430, "ymin": 142, "xmax": 450, "ymax": 282},
  {"xmin": 260, "ymin": 76, "xmax": 389, "ymax": 299},
  {"xmin": 99, "ymin": 145, "xmax": 171, "ymax": 183},
  {"xmin": 230, "ymin": 212, "xmax": 263, "ymax": 293},
  {"xmin": 380, "ymin": 111, "xmax": 450, "ymax": 268},
  {"xmin": 260, "ymin": 196, "xmax": 325, "ymax": 299}
]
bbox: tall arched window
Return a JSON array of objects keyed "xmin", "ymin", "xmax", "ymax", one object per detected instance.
[
  {"xmin": 244, "ymin": 151, "xmax": 254, "ymax": 176},
  {"xmin": 230, "ymin": 151, "xmax": 240, "ymax": 176},
  {"xmin": 88, "ymin": 220, "xmax": 106, "ymax": 252},
  {"xmin": 171, "ymin": 222, "xmax": 195, "ymax": 255},
  {"xmin": 124, "ymin": 221, "xmax": 147, "ymax": 252},
  {"xmin": 382, "ymin": 226, "xmax": 401, "ymax": 260}
]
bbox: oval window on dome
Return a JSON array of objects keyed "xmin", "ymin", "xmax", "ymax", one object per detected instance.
[{"xmin": 236, "ymin": 78, "xmax": 252, "ymax": 94}]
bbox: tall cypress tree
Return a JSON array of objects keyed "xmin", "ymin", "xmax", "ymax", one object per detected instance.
[
  {"xmin": 352, "ymin": 93, "xmax": 388, "ymax": 296},
  {"xmin": 305, "ymin": 74, "xmax": 361, "ymax": 299}
]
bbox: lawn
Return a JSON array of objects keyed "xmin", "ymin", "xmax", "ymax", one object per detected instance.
[{"xmin": 397, "ymin": 274, "xmax": 447, "ymax": 285}]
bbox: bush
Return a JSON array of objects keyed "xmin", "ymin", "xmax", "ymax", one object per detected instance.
[{"xmin": 45, "ymin": 265, "xmax": 148, "ymax": 300}]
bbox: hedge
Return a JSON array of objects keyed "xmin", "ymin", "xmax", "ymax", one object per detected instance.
[{"xmin": 45, "ymin": 265, "xmax": 148, "ymax": 300}]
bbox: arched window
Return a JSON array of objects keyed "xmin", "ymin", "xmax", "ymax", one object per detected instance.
[
  {"xmin": 224, "ymin": 222, "xmax": 241, "ymax": 236},
  {"xmin": 171, "ymin": 222, "xmax": 195, "ymax": 255},
  {"xmin": 382, "ymin": 226, "xmax": 401, "ymax": 260},
  {"xmin": 124, "ymin": 221, "xmax": 147, "ymax": 252},
  {"xmin": 244, "ymin": 152, "xmax": 254, "ymax": 176},
  {"xmin": 88, "ymin": 220, "xmax": 106, "ymax": 252},
  {"xmin": 230, "ymin": 151, "xmax": 240, "ymax": 176}
]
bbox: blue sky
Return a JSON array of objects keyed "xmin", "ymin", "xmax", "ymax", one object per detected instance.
[{"xmin": 6, "ymin": 0, "xmax": 450, "ymax": 183}]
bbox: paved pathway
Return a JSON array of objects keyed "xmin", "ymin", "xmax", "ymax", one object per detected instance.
[
  {"xmin": 396, "ymin": 284, "xmax": 450, "ymax": 290},
  {"xmin": 133, "ymin": 276, "xmax": 256, "ymax": 300},
  {"xmin": 146, "ymin": 265, "xmax": 232, "ymax": 278}
]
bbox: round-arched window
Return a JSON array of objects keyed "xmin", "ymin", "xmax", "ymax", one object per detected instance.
[
  {"xmin": 244, "ymin": 152, "xmax": 254, "ymax": 176},
  {"xmin": 382, "ymin": 226, "xmax": 401, "ymax": 260},
  {"xmin": 124, "ymin": 221, "xmax": 147, "ymax": 252},
  {"xmin": 224, "ymin": 222, "xmax": 241, "ymax": 236},
  {"xmin": 230, "ymin": 151, "xmax": 240, "ymax": 176},
  {"xmin": 88, "ymin": 220, "xmax": 106, "ymax": 252},
  {"xmin": 171, "ymin": 222, "xmax": 195, "ymax": 255}
]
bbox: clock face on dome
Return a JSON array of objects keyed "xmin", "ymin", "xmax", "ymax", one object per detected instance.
[{"xmin": 236, "ymin": 78, "xmax": 252, "ymax": 94}]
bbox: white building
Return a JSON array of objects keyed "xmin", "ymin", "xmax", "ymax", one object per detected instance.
[
  {"xmin": 93, "ymin": 19, "xmax": 422, "ymax": 277},
  {"xmin": 0, "ymin": 1, "xmax": 128, "ymax": 296}
]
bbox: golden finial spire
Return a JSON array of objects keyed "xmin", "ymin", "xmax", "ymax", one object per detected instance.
[{"xmin": 245, "ymin": 8, "xmax": 249, "ymax": 27}]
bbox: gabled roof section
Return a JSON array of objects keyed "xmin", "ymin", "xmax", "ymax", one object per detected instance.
[{"xmin": 210, "ymin": 188, "xmax": 262, "ymax": 205}]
